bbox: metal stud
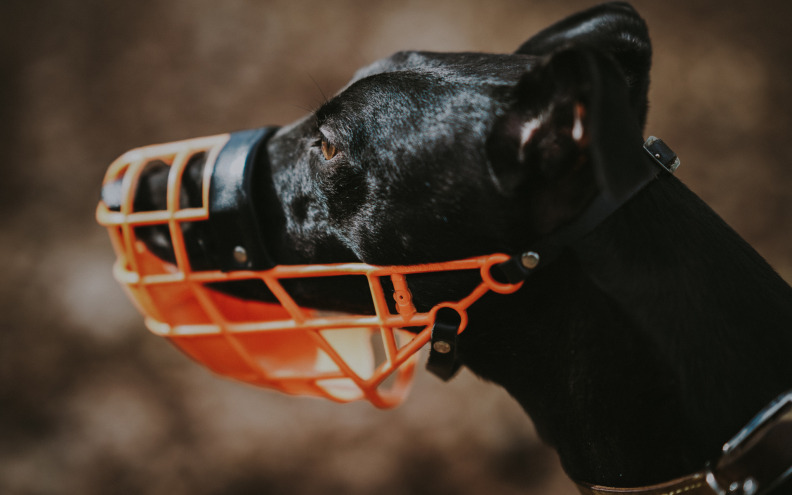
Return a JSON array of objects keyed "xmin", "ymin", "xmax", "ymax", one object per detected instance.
[
  {"xmin": 233, "ymin": 246, "xmax": 248, "ymax": 264},
  {"xmin": 520, "ymin": 251, "xmax": 540, "ymax": 270},
  {"xmin": 742, "ymin": 477, "xmax": 758, "ymax": 495},
  {"xmin": 432, "ymin": 340, "xmax": 452, "ymax": 354}
]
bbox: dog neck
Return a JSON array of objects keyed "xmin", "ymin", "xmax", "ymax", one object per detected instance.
[{"xmin": 459, "ymin": 173, "xmax": 792, "ymax": 489}]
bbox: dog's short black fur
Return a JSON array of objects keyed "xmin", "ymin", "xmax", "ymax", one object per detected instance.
[{"xmin": 107, "ymin": 2, "xmax": 792, "ymax": 490}]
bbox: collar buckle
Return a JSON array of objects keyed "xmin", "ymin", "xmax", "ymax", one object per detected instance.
[{"xmin": 706, "ymin": 390, "xmax": 792, "ymax": 495}]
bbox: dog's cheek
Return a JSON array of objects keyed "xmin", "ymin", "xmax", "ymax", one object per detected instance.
[{"xmin": 321, "ymin": 166, "xmax": 368, "ymax": 224}]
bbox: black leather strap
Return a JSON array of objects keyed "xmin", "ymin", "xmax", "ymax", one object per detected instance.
[
  {"xmin": 643, "ymin": 136, "xmax": 680, "ymax": 173},
  {"xmin": 426, "ymin": 307, "xmax": 463, "ymax": 381},
  {"xmin": 208, "ymin": 127, "xmax": 279, "ymax": 271},
  {"xmin": 495, "ymin": 137, "xmax": 679, "ymax": 284}
]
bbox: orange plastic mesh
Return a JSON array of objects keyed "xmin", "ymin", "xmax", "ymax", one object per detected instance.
[{"xmin": 96, "ymin": 133, "xmax": 523, "ymax": 408}]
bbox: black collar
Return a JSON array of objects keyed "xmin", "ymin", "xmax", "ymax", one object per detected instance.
[{"xmin": 577, "ymin": 390, "xmax": 792, "ymax": 495}]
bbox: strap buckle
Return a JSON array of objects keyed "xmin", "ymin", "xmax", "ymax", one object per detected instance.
[{"xmin": 426, "ymin": 307, "xmax": 463, "ymax": 381}]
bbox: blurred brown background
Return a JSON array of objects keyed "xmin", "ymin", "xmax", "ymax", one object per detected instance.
[{"xmin": 1, "ymin": 1, "xmax": 790, "ymax": 494}]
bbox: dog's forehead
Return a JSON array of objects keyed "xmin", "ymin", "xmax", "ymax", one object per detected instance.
[{"xmin": 349, "ymin": 50, "xmax": 532, "ymax": 87}]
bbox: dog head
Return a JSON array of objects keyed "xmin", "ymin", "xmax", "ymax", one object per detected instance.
[{"xmin": 264, "ymin": 2, "xmax": 653, "ymax": 270}]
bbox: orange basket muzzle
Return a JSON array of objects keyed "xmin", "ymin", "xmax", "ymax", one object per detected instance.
[{"xmin": 96, "ymin": 127, "xmax": 523, "ymax": 408}]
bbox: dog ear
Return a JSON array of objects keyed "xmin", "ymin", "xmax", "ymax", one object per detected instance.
[
  {"xmin": 515, "ymin": 2, "xmax": 651, "ymax": 129},
  {"xmin": 487, "ymin": 47, "xmax": 654, "ymax": 237}
]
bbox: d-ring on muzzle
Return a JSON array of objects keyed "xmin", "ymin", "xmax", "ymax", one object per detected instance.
[{"xmin": 96, "ymin": 127, "xmax": 524, "ymax": 408}]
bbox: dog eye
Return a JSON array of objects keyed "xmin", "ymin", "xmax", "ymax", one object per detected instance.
[{"xmin": 320, "ymin": 139, "xmax": 337, "ymax": 161}]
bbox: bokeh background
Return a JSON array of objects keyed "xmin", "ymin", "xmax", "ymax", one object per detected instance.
[{"xmin": 2, "ymin": 1, "xmax": 791, "ymax": 494}]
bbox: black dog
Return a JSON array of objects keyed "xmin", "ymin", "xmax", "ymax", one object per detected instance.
[{"xmin": 104, "ymin": 2, "xmax": 792, "ymax": 493}]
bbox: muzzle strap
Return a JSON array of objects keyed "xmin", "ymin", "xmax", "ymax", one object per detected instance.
[
  {"xmin": 208, "ymin": 127, "xmax": 279, "ymax": 271},
  {"xmin": 426, "ymin": 307, "xmax": 463, "ymax": 381},
  {"xmin": 495, "ymin": 136, "xmax": 680, "ymax": 284}
]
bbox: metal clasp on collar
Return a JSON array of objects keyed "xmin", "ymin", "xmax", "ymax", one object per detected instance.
[
  {"xmin": 705, "ymin": 390, "xmax": 792, "ymax": 495},
  {"xmin": 644, "ymin": 136, "xmax": 681, "ymax": 173}
]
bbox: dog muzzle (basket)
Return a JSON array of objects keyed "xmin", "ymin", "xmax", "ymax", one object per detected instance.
[{"xmin": 96, "ymin": 127, "xmax": 523, "ymax": 408}]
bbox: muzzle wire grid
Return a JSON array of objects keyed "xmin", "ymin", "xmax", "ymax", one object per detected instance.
[{"xmin": 96, "ymin": 132, "xmax": 524, "ymax": 408}]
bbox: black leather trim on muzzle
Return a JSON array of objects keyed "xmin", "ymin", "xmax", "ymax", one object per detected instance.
[{"xmin": 208, "ymin": 126, "xmax": 279, "ymax": 271}]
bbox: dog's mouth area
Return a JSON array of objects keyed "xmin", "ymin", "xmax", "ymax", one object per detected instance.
[{"xmin": 101, "ymin": 158, "xmax": 368, "ymax": 313}]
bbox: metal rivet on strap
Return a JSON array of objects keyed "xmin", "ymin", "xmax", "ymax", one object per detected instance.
[
  {"xmin": 432, "ymin": 341, "xmax": 452, "ymax": 354},
  {"xmin": 742, "ymin": 477, "xmax": 758, "ymax": 495},
  {"xmin": 233, "ymin": 246, "xmax": 248, "ymax": 264},
  {"xmin": 520, "ymin": 251, "xmax": 540, "ymax": 270}
]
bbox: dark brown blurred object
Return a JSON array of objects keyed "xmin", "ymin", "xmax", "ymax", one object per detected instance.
[{"xmin": 1, "ymin": 1, "xmax": 790, "ymax": 494}]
